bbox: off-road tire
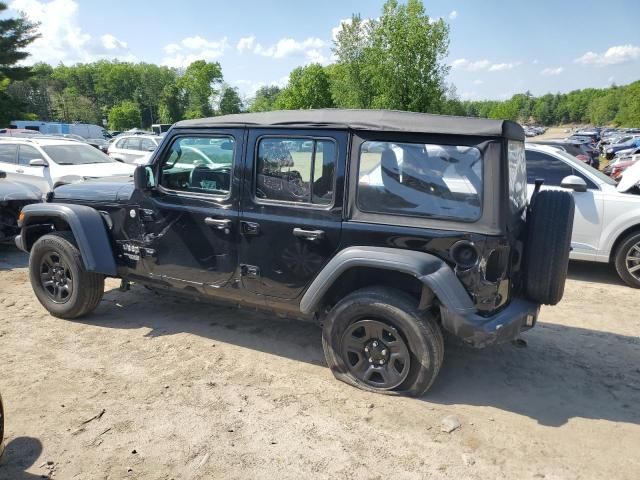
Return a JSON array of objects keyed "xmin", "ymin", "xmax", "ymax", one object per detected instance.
[
  {"xmin": 29, "ymin": 231, "xmax": 104, "ymax": 319},
  {"xmin": 614, "ymin": 232, "xmax": 640, "ymax": 288},
  {"xmin": 0, "ymin": 393, "xmax": 4, "ymax": 459},
  {"xmin": 322, "ymin": 287, "xmax": 444, "ymax": 397},
  {"xmin": 524, "ymin": 190, "xmax": 575, "ymax": 305}
]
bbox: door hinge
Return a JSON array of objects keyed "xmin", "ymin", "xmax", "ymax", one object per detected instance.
[{"xmin": 240, "ymin": 264, "xmax": 260, "ymax": 278}]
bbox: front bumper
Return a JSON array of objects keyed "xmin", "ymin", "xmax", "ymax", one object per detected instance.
[{"xmin": 440, "ymin": 297, "xmax": 539, "ymax": 348}]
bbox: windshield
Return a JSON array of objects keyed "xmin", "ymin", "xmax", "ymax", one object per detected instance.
[
  {"xmin": 554, "ymin": 149, "xmax": 617, "ymax": 186},
  {"xmin": 42, "ymin": 144, "xmax": 114, "ymax": 165}
]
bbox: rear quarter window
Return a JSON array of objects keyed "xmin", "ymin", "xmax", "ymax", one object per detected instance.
[{"xmin": 357, "ymin": 140, "xmax": 483, "ymax": 222}]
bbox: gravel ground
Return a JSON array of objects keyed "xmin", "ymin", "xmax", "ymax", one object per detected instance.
[{"xmin": 0, "ymin": 246, "xmax": 639, "ymax": 480}]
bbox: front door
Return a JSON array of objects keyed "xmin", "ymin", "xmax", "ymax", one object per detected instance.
[
  {"xmin": 239, "ymin": 129, "xmax": 346, "ymax": 299},
  {"xmin": 525, "ymin": 149, "xmax": 604, "ymax": 256},
  {"xmin": 16, "ymin": 144, "xmax": 51, "ymax": 193},
  {"xmin": 136, "ymin": 130, "xmax": 243, "ymax": 294}
]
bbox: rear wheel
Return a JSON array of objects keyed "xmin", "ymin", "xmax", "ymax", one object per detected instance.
[
  {"xmin": 29, "ymin": 232, "xmax": 104, "ymax": 319},
  {"xmin": 614, "ymin": 232, "xmax": 640, "ymax": 288},
  {"xmin": 322, "ymin": 287, "xmax": 444, "ymax": 397}
]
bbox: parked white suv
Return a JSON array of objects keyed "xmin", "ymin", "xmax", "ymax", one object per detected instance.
[
  {"xmin": 0, "ymin": 137, "xmax": 135, "ymax": 193},
  {"xmin": 525, "ymin": 143, "xmax": 640, "ymax": 287},
  {"xmin": 107, "ymin": 135, "xmax": 160, "ymax": 163}
]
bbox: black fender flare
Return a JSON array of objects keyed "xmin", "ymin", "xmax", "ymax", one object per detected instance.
[
  {"xmin": 299, "ymin": 246, "xmax": 475, "ymax": 316},
  {"xmin": 16, "ymin": 203, "xmax": 117, "ymax": 276}
]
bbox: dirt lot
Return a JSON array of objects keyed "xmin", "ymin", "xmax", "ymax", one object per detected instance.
[{"xmin": 0, "ymin": 246, "xmax": 639, "ymax": 480}]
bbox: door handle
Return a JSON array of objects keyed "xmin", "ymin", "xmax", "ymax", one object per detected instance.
[
  {"xmin": 204, "ymin": 217, "xmax": 232, "ymax": 232},
  {"xmin": 293, "ymin": 228, "xmax": 325, "ymax": 241},
  {"xmin": 16, "ymin": 169, "xmax": 24, "ymax": 173}
]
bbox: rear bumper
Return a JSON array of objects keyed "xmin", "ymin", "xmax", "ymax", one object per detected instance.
[
  {"xmin": 440, "ymin": 297, "xmax": 539, "ymax": 348},
  {"xmin": 14, "ymin": 233, "xmax": 26, "ymax": 252}
]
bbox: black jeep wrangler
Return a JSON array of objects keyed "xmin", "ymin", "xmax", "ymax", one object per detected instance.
[{"xmin": 16, "ymin": 110, "xmax": 574, "ymax": 396}]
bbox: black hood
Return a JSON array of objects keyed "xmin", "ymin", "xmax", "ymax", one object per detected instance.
[
  {"xmin": 0, "ymin": 178, "xmax": 42, "ymax": 201},
  {"xmin": 54, "ymin": 176, "xmax": 135, "ymax": 203}
]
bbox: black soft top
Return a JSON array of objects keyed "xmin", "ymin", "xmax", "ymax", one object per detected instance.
[{"xmin": 175, "ymin": 109, "xmax": 524, "ymax": 141}]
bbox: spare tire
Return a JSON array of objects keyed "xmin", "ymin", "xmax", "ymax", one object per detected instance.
[{"xmin": 524, "ymin": 190, "xmax": 575, "ymax": 305}]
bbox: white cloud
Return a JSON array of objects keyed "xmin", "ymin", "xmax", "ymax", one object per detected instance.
[
  {"xmin": 161, "ymin": 36, "xmax": 229, "ymax": 68},
  {"xmin": 101, "ymin": 34, "xmax": 127, "ymax": 51},
  {"xmin": 253, "ymin": 37, "xmax": 325, "ymax": 60},
  {"xmin": 452, "ymin": 58, "xmax": 521, "ymax": 72},
  {"xmin": 9, "ymin": 0, "xmax": 134, "ymax": 64},
  {"xmin": 234, "ymin": 76, "xmax": 288, "ymax": 97},
  {"xmin": 449, "ymin": 10, "xmax": 458, "ymax": 20},
  {"xmin": 473, "ymin": 79, "xmax": 483, "ymax": 85},
  {"xmin": 532, "ymin": 59, "xmax": 539, "ymax": 65},
  {"xmin": 541, "ymin": 67, "xmax": 564, "ymax": 76},
  {"xmin": 575, "ymin": 44, "xmax": 640, "ymax": 66},
  {"xmin": 236, "ymin": 36, "xmax": 256, "ymax": 53},
  {"xmin": 451, "ymin": 58, "xmax": 490, "ymax": 71},
  {"xmin": 488, "ymin": 62, "xmax": 519, "ymax": 71}
]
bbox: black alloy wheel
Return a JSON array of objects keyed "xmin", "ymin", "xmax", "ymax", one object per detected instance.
[
  {"xmin": 340, "ymin": 319, "xmax": 411, "ymax": 390},
  {"xmin": 39, "ymin": 252, "xmax": 73, "ymax": 303}
]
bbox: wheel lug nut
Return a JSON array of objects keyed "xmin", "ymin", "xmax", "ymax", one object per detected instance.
[
  {"xmin": 372, "ymin": 341, "xmax": 378, "ymax": 347},
  {"xmin": 364, "ymin": 347, "xmax": 369, "ymax": 353},
  {"xmin": 379, "ymin": 359, "xmax": 384, "ymax": 365},
  {"xmin": 368, "ymin": 358, "xmax": 373, "ymax": 363},
  {"xmin": 381, "ymin": 349, "xmax": 387, "ymax": 355}
]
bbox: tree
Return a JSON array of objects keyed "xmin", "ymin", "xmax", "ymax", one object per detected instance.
[
  {"xmin": 158, "ymin": 82, "xmax": 183, "ymax": 123},
  {"xmin": 108, "ymin": 100, "xmax": 141, "ymax": 130},
  {"xmin": 219, "ymin": 86, "xmax": 243, "ymax": 114},
  {"xmin": 331, "ymin": 15, "xmax": 376, "ymax": 108},
  {"xmin": 249, "ymin": 85, "xmax": 281, "ymax": 112},
  {"xmin": 274, "ymin": 64, "xmax": 334, "ymax": 110},
  {"xmin": 0, "ymin": 1, "xmax": 39, "ymax": 125},
  {"xmin": 178, "ymin": 60, "xmax": 223, "ymax": 119}
]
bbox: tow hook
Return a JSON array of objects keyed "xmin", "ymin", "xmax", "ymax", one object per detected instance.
[{"xmin": 119, "ymin": 280, "xmax": 131, "ymax": 292}]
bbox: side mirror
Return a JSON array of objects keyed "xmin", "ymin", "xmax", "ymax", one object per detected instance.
[
  {"xmin": 134, "ymin": 165, "xmax": 154, "ymax": 191},
  {"xmin": 29, "ymin": 158, "xmax": 48, "ymax": 167},
  {"xmin": 147, "ymin": 146, "xmax": 156, "ymax": 152},
  {"xmin": 561, "ymin": 175, "xmax": 588, "ymax": 192},
  {"xmin": 0, "ymin": 171, "xmax": 6, "ymax": 179}
]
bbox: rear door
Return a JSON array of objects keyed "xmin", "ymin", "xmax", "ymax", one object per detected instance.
[{"xmin": 238, "ymin": 129, "xmax": 346, "ymax": 299}]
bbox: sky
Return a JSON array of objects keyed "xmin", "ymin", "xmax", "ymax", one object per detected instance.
[{"xmin": 6, "ymin": 0, "xmax": 640, "ymax": 101}]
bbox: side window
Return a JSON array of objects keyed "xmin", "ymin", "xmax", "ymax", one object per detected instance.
[
  {"xmin": 357, "ymin": 140, "xmax": 483, "ymax": 222},
  {"xmin": 525, "ymin": 150, "xmax": 573, "ymax": 186},
  {"xmin": 0, "ymin": 144, "xmax": 18, "ymax": 164},
  {"xmin": 126, "ymin": 137, "xmax": 141, "ymax": 151},
  {"xmin": 18, "ymin": 145, "xmax": 42, "ymax": 166},
  {"xmin": 140, "ymin": 138, "xmax": 156, "ymax": 151},
  {"xmin": 159, "ymin": 135, "xmax": 234, "ymax": 196},
  {"xmin": 116, "ymin": 138, "xmax": 128, "ymax": 149},
  {"xmin": 255, "ymin": 138, "xmax": 336, "ymax": 205}
]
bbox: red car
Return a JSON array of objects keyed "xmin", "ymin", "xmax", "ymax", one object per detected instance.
[{"xmin": 610, "ymin": 158, "xmax": 640, "ymax": 181}]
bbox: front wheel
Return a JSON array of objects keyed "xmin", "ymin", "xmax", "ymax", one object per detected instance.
[
  {"xmin": 29, "ymin": 232, "xmax": 105, "ymax": 319},
  {"xmin": 614, "ymin": 232, "xmax": 640, "ymax": 288},
  {"xmin": 322, "ymin": 287, "xmax": 444, "ymax": 397}
]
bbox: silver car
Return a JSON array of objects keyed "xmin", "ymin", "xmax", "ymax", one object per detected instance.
[{"xmin": 107, "ymin": 135, "xmax": 160, "ymax": 164}]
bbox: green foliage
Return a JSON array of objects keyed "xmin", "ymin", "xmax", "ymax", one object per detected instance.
[
  {"xmin": 219, "ymin": 86, "xmax": 243, "ymax": 114},
  {"xmin": 0, "ymin": 1, "xmax": 39, "ymax": 125},
  {"xmin": 274, "ymin": 64, "xmax": 334, "ymax": 110},
  {"xmin": 459, "ymin": 81, "xmax": 640, "ymax": 126},
  {"xmin": 331, "ymin": 0, "xmax": 449, "ymax": 112},
  {"xmin": 108, "ymin": 100, "xmax": 141, "ymax": 130},
  {"xmin": 249, "ymin": 85, "xmax": 282, "ymax": 112},
  {"xmin": 178, "ymin": 60, "xmax": 223, "ymax": 118}
]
